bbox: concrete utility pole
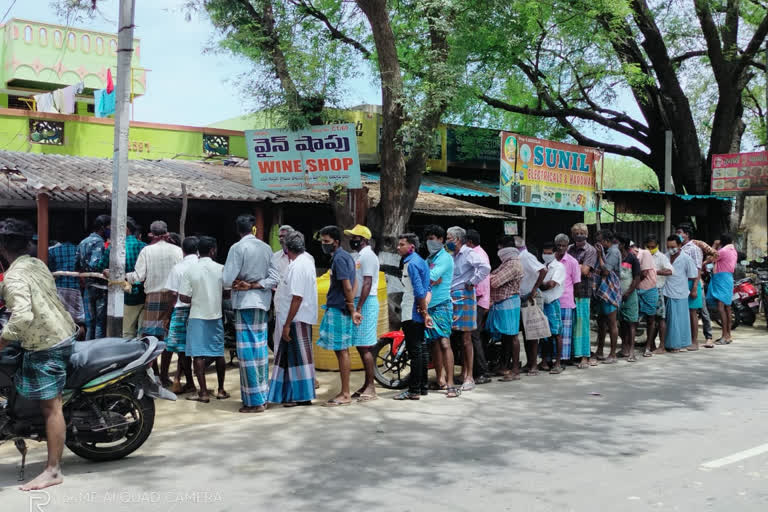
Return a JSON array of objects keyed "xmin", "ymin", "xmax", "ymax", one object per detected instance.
[
  {"xmin": 664, "ymin": 130, "xmax": 674, "ymax": 237},
  {"xmin": 106, "ymin": 0, "xmax": 136, "ymax": 337}
]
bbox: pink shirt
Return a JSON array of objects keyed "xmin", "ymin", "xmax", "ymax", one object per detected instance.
[
  {"xmin": 715, "ymin": 244, "xmax": 737, "ymax": 274},
  {"xmin": 558, "ymin": 252, "xmax": 581, "ymax": 309},
  {"xmin": 472, "ymin": 245, "xmax": 491, "ymax": 309},
  {"xmin": 637, "ymin": 249, "xmax": 657, "ymax": 290}
]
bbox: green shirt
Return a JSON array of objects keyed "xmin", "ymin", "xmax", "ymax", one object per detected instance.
[
  {"xmin": 98, "ymin": 235, "xmax": 147, "ymax": 306},
  {"xmin": 1, "ymin": 256, "xmax": 77, "ymax": 351}
]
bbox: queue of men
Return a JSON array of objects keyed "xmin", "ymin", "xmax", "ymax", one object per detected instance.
[{"xmin": 17, "ymin": 215, "xmax": 742, "ymax": 414}]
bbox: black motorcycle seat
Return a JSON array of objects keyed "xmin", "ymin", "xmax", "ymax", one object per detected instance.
[{"xmin": 67, "ymin": 338, "xmax": 146, "ymax": 389}]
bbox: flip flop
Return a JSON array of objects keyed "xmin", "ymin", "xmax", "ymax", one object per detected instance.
[
  {"xmin": 460, "ymin": 381, "xmax": 476, "ymax": 391},
  {"xmin": 323, "ymin": 399, "xmax": 352, "ymax": 407},
  {"xmin": 356, "ymin": 394, "xmax": 378, "ymax": 402},
  {"xmin": 714, "ymin": 338, "xmax": 729, "ymax": 346},
  {"xmin": 549, "ymin": 367, "xmax": 564, "ymax": 375},
  {"xmin": 216, "ymin": 391, "xmax": 231, "ymax": 400},
  {"xmin": 626, "ymin": 356, "xmax": 637, "ymax": 363},
  {"xmin": 446, "ymin": 386, "xmax": 461, "ymax": 398},
  {"xmin": 602, "ymin": 358, "xmax": 618, "ymax": 364},
  {"xmin": 577, "ymin": 363, "xmax": 589, "ymax": 369},
  {"xmin": 186, "ymin": 395, "xmax": 210, "ymax": 403},
  {"xmin": 643, "ymin": 350, "xmax": 653, "ymax": 357}
]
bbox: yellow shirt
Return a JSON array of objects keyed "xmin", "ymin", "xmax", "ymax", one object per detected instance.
[{"xmin": 1, "ymin": 255, "xmax": 77, "ymax": 351}]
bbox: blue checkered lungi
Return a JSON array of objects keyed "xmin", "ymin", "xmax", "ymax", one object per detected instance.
[
  {"xmin": 268, "ymin": 322, "xmax": 316, "ymax": 404},
  {"xmin": 235, "ymin": 308, "xmax": 270, "ymax": 407},
  {"xmin": 167, "ymin": 307, "xmax": 190, "ymax": 353},
  {"xmin": 487, "ymin": 294, "xmax": 521, "ymax": 338},
  {"xmin": 560, "ymin": 308, "xmax": 574, "ymax": 359},
  {"xmin": 16, "ymin": 338, "xmax": 74, "ymax": 400},
  {"xmin": 351, "ymin": 296, "xmax": 378, "ymax": 347},
  {"xmin": 425, "ymin": 300, "xmax": 452, "ymax": 341},
  {"xmin": 451, "ymin": 288, "xmax": 477, "ymax": 332},
  {"xmin": 543, "ymin": 299, "xmax": 562, "ymax": 336},
  {"xmin": 317, "ymin": 306, "xmax": 353, "ymax": 351},
  {"xmin": 637, "ymin": 287, "xmax": 659, "ymax": 317}
]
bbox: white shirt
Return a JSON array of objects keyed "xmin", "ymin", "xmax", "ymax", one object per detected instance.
[
  {"xmin": 541, "ymin": 259, "xmax": 566, "ymax": 304},
  {"xmin": 165, "ymin": 254, "xmax": 199, "ymax": 308},
  {"xmin": 519, "ymin": 249, "xmax": 546, "ymax": 297},
  {"xmin": 652, "ymin": 251, "xmax": 673, "ymax": 289},
  {"xmin": 180, "ymin": 257, "xmax": 224, "ymax": 320},
  {"xmin": 401, "ymin": 261, "xmax": 414, "ymax": 323},
  {"xmin": 126, "ymin": 241, "xmax": 183, "ymax": 294},
  {"xmin": 353, "ymin": 245, "xmax": 380, "ymax": 298},
  {"xmin": 277, "ymin": 252, "xmax": 318, "ymax": 325}
]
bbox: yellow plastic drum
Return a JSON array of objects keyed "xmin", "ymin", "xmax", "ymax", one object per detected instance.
[{"xmin": 313, "ymin": 271, "xmax": 389, "ymax": 371}]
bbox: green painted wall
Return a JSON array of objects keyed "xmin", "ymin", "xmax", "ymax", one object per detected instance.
[{"xmin": 0, "ymin": 112, "xmax": 247, "ymax": 161}]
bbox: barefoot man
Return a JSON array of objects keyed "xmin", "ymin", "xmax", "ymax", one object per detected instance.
[{"xmin": 0, "ymin": 219, "xmax": 79, "ymax": 490}]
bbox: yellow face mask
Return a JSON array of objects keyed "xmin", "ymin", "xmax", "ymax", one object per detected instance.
[{"xmin": 648, "ymin": 247, "xmax": 658, "ymax": 255}]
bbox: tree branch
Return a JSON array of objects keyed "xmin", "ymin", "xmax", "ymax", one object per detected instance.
[
  {"xmin": 737, "ymin": 12, "xmax": 768, "ymax": 73},
  {"xmin": 693, "ymin": 0, "xmax": 727, "ymax": 74},
  {"xmin": 671, "ymin": 50, "xmax": 707, "ymax": 64},
  {"xmin": 290, "ymin": 0, "xmax": 372, "ymax": 59}
]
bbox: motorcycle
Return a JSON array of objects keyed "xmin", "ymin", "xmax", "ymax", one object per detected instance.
[
  {"xmin": 0, "ymin": 331, "xmax": 176, "ymax": 480},
  {"xmin": 705, "ymin": 272, "xmax": 759, "ymax": 328}
]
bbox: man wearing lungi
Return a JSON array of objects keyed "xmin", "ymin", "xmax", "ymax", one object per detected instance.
[
  {"xmin": 595, "ymin": 229, "xmax": 621, "ymax": 364},
  {"xmin": 663, "ymin": 235, "xmax": 698, "ymax": 351},
  {"xmin": 267, "ymin": 231, "xmax": 318, "ymax": 406},
  {"xmin": 465, "ymin": 229, "xmax": 492, "ymax": 384},
  {"xmin": 345, "ymin": 224, "xmax": 380, "ymax": 402},
  {"xmin": 616, "ymin": 234, "xmax": 642, "ymax": 362},
  {"xmin": 423, "ymin": 225, "xmax": 455, "ymax": 396},
  {"xmin": 223, "ymin": 215, "xmax": 280, "ymax": 413},
  {"xmin": 126, "ymin": 220, "xmax": 182, "ymax": 386},
  {"xmin": 645, "ymin": 235, "xmax": 674, "ymax": 355},
  {"xmin": 711, "ymin": 233, "xmax": 737, "ymax": 345},
  {"xmin": 676, "ymin": 224, "xmax": 704, "ymax": 350},
  {"xmin": 271, "ymin": 224, "xmax": 295, "ymax": 354},
  {"xmin": 0, "ymin": 219, "xmax": 79, "ymax": 490},
  {"xmin": 48, "ymin": 229, "xmax": 85, "ymax": 329},
  {"xmin": 316, "ymin": 225, "xmax": 361, "ymax": 406},
  {"xmin": 554, "ymin": 233, "xmax": 580, "ymax": 364},
  {"xmin": 635, "ymin": 244, "xmax": 659, "ymax": 357},
  {"xmin": 489, "ymin": 237, "xmax": 523, "ymax": 381},
  {"xmin": 76, "ymin": 214, "xmax": 110, "ymax": 340},
  {"xmin": 165, "ymin": 236, "xmax": 199, "ymax": 394},
  {"xmin": 539, "ymin": 242, "xmax": 566, "ymax": 374},
  {"xmin": 515, "ymin": 236, "xmax": 546, "ymax": 375},
  {"xmin": 567, "ymin": 223, "xmax": 598, "ymax": 369},
  {"xmin": 180, "ymin": 236, "xmax": 229, "ymax": 403},
  {"xmin": 446, "ymin": 226, "xmax": 490, "ymax": 392}
]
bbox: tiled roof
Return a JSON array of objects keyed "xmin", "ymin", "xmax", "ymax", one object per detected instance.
[{"xmin": 0, "ymin": 151, "xmax": 274, "ymax": 203}]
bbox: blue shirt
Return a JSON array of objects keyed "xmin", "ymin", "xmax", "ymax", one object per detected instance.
[
  {"xmin": 404, "ymin": 252, "xmax": 431, "ymax": 323},
  {"xmin": 326, "ymin": 248, "xmax": 356, "ymax": 310},
  {"xmin": 76, "ymin": 232, "xmax": 107, "ymax": 290},
  {"xmin": 663, "ymin": 252, "xmax": 698, "ymax": 299},
  {"xmin": 48, "ymin": 242, "xmax": 78, "ymax": 290},
  {"xmin": 427, "ymin": 249, "xmax": 453, "ymax": 306}
]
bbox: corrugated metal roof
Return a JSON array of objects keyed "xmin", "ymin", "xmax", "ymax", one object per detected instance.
[
  {"xmin": 0, "ymin": 151, "xmax": 274, "ymax": 202},
  {"xmin": 361, "ymin": 172, "xmax": 498, "ymax": 197},
  {"xmin": 603, "ymin": 189, "xmax": 732, "ymax": 202}
]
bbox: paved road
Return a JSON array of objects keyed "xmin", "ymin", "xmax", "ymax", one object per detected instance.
[{"xmin": 2, "ymin": 322, "xmax": 768, "ymax": 512}]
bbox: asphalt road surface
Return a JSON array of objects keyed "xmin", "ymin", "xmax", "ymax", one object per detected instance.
[{"xmin": 2, "ymin": 321, "xmax": 768, "ymax": 512}]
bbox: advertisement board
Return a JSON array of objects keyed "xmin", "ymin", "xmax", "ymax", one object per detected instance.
[{"xmin": 711, "ymin": 150, "xmax": 768, "ymax": 194}]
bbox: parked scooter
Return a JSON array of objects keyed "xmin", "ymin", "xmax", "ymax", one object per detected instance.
[{"xmin": 0, "ymin": 315, "xmax": 176, "ymax": 479}]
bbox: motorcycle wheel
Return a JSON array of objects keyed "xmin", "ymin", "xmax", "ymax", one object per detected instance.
[
  {"xmin": 373, "ymin": 337, "xmax": 410, "ymax": 390},
  {"xmin": 66, "ymin": 389, "xmax": 155, "ymax": 462},
  {"xmin": 739, "ymin": 308, "xmax": 756, "ymax": 327}
]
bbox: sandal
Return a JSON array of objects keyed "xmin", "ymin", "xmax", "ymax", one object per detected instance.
[
  {"xmin": 643, "ymin": 350, "xmax": 653, "ymax": 358},
  {"xmin": 323, "ymin": 398, "xmax": 352, "ymax": 407},
  {"xmin": 499, "ymin": 372, "xmax": 521, "ymax": 381},
  {"xmin": 714, "ymin": 338, "xmax": 729, "ymax": 346},
  {"xmin": 186, "ymin": 395, "xmax": 210, "ymax": 403},
  {"xmin": 460, "ymin": 381, "xmax": 476, "ymax": 392},
  {"xmin": 393, "ymin": 391, "xmax": 419, "ymax": 400},
  {"xmin": 356, "ymin": 394, "xmax": 378, "ymax": 402},
  {"xmin": 428, "ymin": 382, "xmax": 447, "ymax": 391},
  {"xmin": 216, "ymin": 391, "xmax": 231, "ymax": 400},
  {"xmin": 601, "ymin": 357, "xmax": 617, "ymax": 365},
  {"xmin": 239, "ymin": 405, "xmax": 265, "ymax": 413},
  {"xmin": 577, "ymin": 363, "xmax": 589, "ymax": 369},
  {"xmin": 549, "ymin": 366, "xmax": 564, "ymax": 375},
  {"xmin": 446, "ymin": 387, "xmax": 461, "ymax": 398}
]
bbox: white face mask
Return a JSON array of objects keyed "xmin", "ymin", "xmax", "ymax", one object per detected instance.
[
  {"xmin": 542, "ymin": 253, "xmax": 555, "ymax": 264},
  {"xmin": 668, "ymin": 247, "xmax": 679, "ymax": 256}
]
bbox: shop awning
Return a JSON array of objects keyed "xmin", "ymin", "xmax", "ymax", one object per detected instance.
[{"xmin": 603, "ymin": 188, "xmax": 732, "ymax": 216}]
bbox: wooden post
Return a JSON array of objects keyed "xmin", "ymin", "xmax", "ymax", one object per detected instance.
[
  {"xmin": 254, "ymin": 205, "xmax": 265, "ymax": 241},
  {"xmin": 180, "ymin": 183, "xmax": 188, "ymax": 239},
  {"xmin": 106, "ymin": 0, "xmax": 136, "ymax": 338},
  {"xmin": 36, "ymin": 192, "xmax": 49, "ymax": 263}
]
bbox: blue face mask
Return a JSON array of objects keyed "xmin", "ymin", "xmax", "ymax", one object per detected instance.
[{"xmin": 445, "ymin": 241, "xmax": 457, "ymax": 252}]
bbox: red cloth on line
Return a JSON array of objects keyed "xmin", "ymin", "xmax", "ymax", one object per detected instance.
[{"xmin": 106, "ymin": 69, "xmax": 114, "ymax": 94}]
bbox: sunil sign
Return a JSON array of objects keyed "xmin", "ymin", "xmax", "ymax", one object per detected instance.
[
  {"xmin": 246, "ymin": 123, "xmax": 362, "ymax": 191},
  {"xmin": 499, "ymin": 133, "xmax": 599, "ymax": 212}
]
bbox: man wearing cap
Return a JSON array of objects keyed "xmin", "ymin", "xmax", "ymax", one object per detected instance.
[{"xmin": 345, "ymin": 224, "xmax": 380, "ymax": 401}]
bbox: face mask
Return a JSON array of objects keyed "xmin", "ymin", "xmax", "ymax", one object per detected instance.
[
  {"xmin": 668, "ymin": 247, "xmax": 679, "ymax": 256},
  {"xmin": 648, "ymin": 247, "xmax": 658, "ymax": 255},
  {"xmin": 573, "ymin": 234, "xmax": 587, "ymax": 243},
  {"xmin": 445, "ymin": 241, "xmax": 457, "ymax": 252},
  {"xmin": 542, "ymin": 254, "xmax": 555, "ymax": 264},
  {"xmin": 426, "ymin": 240, "xmax": 443, "ymax": 255},
  {"xmin": 104, "ymin": 228, "xmax": 111, "ymax": 239},
  {"xmin": 349, "ymin": 239, "xmax": 362, "ymax": 251},
  {"xmin": 321, "ymin": 242, "xmax": 335, "ymax": 255}
]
